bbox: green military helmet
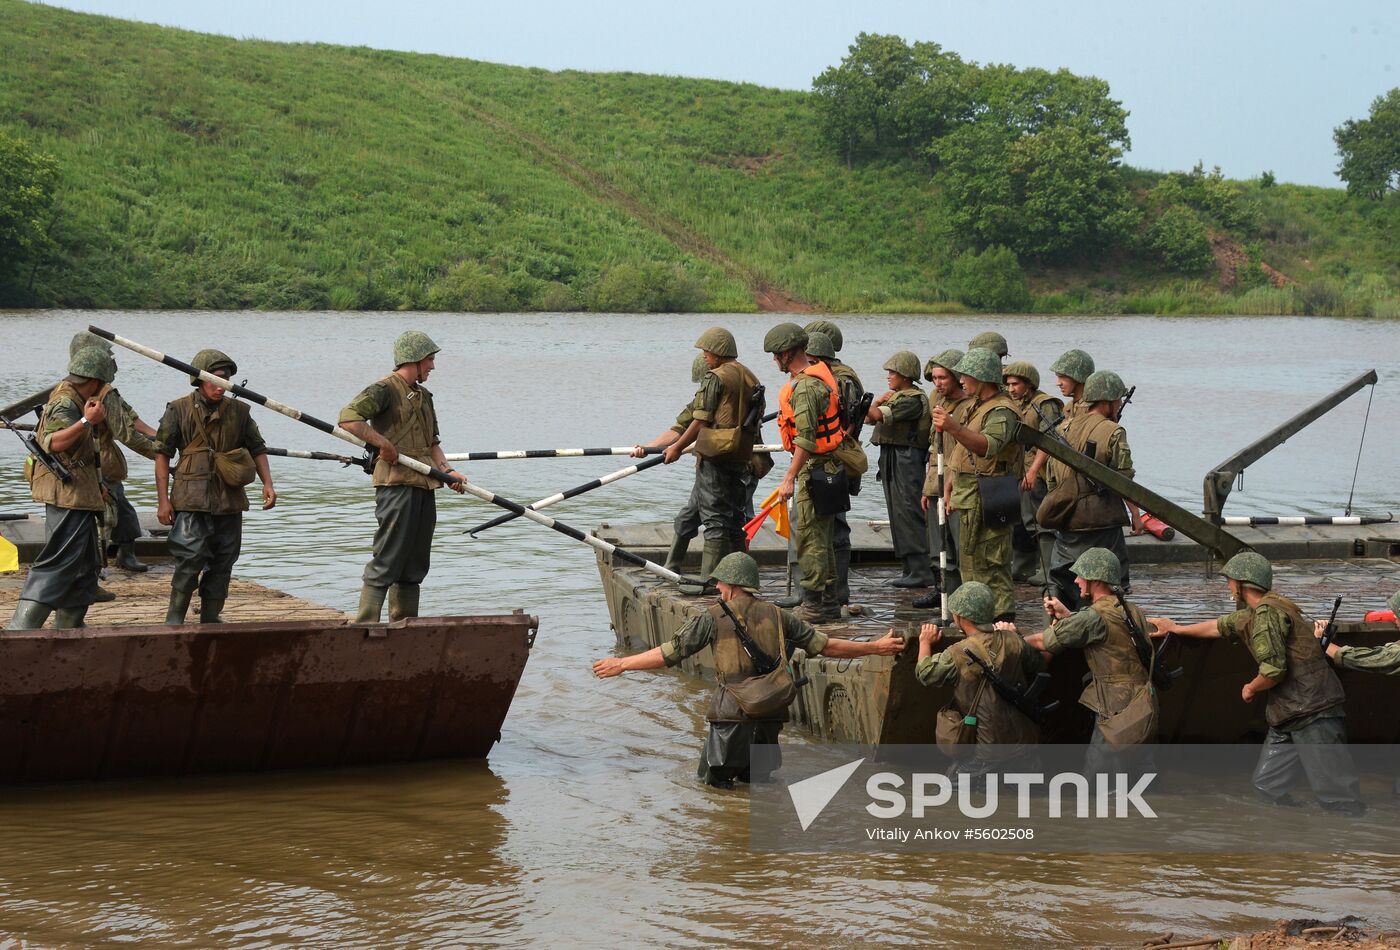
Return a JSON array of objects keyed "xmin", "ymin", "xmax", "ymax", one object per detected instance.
[
  {"xmin": 67, "ymin": 346, "xmax": 116, "ymax": 384},
  {"xmin": 805, "ymin": 330, "xmax": 836, "ymax": 360},
  {"xmin": 948, "ymin": 582, "xmax": 996, "ymax": 625},
  {"xmin": 1388, "ymin": 590, "xmax": 1400, "ymax": 616},
  {"xmin": 393, "ymin": 330, "xmax": 440, "ymax": 367},
  {"xmin": 763, "ymin": 322, "xmax": 808, "ymax": 354},
  {"xmin": 1083, "ymin": 370, "xmax": 1128, "ymax": 404},
  {"xmin": 1220, "ymin": 551, "xmax": 1272, "ymax": 591},
  {"xmin": 69, "ymin": 330, "xmax": 114, "ymax": 358},
  {"xmin": 883, "ymin": 350, "xmax": 920, "ymax": 381},
  {"xmin": 1003, "ymin": 359, "xmax": 1040, "ymax": 390},
  {"xmin": 924, "ymin": 347, "xmax": 965, "ymax": 382},
  {"xmin": 968, "ymin": 331, "xmax": 1009, "ymax": 358},
  {"xmin": 803, "ymin": 319, "xmax": 844, "ymax": 352},
  {"xmin": 710, "ymin": 551, "xmax": 760, "ymax": 592},
  {"xmin": 694, "ymin": 326, "xmax": 737, "ymax": 358},
  {"xmin": 1070, "ymin": 547, "xmax": 1123, "ymax": 587},
  {"xmin": 952, "ymin": 347, "xmax": 1001, "ymax": 385},
  {"xmin": 189, "ymin": 348, "xmax": 237, "ymax": 386},
  {"xmin": 691, "ymin": 353, "xmax": 708, "ymax": 384},
  {"xmin": 1050, "ymin": 349, "xmax": 1095, "ymax": 384}
]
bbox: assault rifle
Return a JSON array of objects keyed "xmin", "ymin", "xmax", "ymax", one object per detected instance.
[
  {"xmin": 718, "ymin": 598, "xmax": 808, "ymax": 687},
  {"xmin": 1031, "ymin": 400, "xmax": 1101, "ymax": 494},
  {"xmin": 1319, "ymin": 595, "xmax": 1343, "ymax": 652},
  {"xmin": 1114, "ymin": 590, "xmax": 1182, "ymax": 691},
  {"xmin": 1, "ymin": 386, "xmax": 72, "ymax": 484},
  {"xmin": 844, "ymin": 391, "xmax": 875, "ymax": 442},
  {"xmin": 743, "ymin": 384, "xmax": 768, "ymax": 432},
  {"xmin": 964, "ymin": 649, "xmax": 1058, "ymax": 725},
  {"xmin": 1117, "ymin": 385, "xmax": 1136, "ymax": 419}
]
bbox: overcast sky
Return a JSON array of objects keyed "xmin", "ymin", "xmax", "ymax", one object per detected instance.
[{"xmin": 45, "ymin": 0, "xmax": 1399, "ymax": 187}]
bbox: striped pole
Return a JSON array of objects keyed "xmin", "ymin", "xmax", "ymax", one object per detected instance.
[
  {"xmin": 937, "ymin": 438, "xmax": 948, "ymax": 623},
  {"xmin": 89, "ymin": 326, "xmax": 692, "ymax": 585},
  {"xmin": 1221, "ymin": 515, "xmax": 1392, "ymax": 526},
  {"xmin": 442, "ymin": 444, "xmax": 784, "ymax": 462}
]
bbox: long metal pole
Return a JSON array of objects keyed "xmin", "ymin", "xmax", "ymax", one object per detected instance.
[
  {"xmin": 441, "ymin": 444, "xmax": 783, "ymax": 462},
  {"xmin": 937, "ymin": 436, "xmax": 948, "ymax": 623},
  {"xmin": 89, "ymin": 326, "xmax": 690, "ymax": 584},
  {"xmin": 467, "ymin": 453, "xmax": 667, "ymax": 536}
]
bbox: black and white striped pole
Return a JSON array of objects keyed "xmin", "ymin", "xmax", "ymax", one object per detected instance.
[
  {"xmin": 89, "ymin": 326, "xmax": 695, "ymax": 585},
  {"xmin": 1220, "ymin": 515, "xmax": 1393, "ymax": 526},
  {"xmin": 441, "ymin": 439, "xmax": 783, "ymax": 462}
]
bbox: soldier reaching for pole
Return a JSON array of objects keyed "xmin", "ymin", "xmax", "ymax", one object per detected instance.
[
  {"xmin": 340, "ymin": 330, "xmax": 465, "ymax": 624},
  {"xmin": 155, "ymin": 348, "xmax": 276, "ymax": 625},
  {"xmin": 5, "ymin": 347, "xmax": 118, "ymax": 630},
  {"xmin": 631, "ymin": 327, "xmax": 759, "ymax": 582},
  {"xmin": 593, "ymin": 552, "xmax": 903, "ymax": 789},
  {"xmin": 1150, "ymin": 552, "xmax": 1365, "ymax": 814}
]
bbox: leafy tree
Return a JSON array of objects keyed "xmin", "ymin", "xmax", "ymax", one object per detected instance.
[
  {"xmin": 811, "ymin": 33, "xmax": 917, "ymax": 161},
  {"xmin": 1007, "ymin": 124, "xmax": 1136, "ymax": 259},
  {"xmin": 1148, "ymin": 205, "xmax": 1214, "ymax": 275},
  {"xmin": 1334, "ymin": 88, "xmax": 1400, "ymax": 199},
  {"xmin": 0, "ymin": 130, "xmax": 59, "ymax": 286},
  {"xmin": 888, "ymin": 42, "xmax": 977, "ymax": 164}
]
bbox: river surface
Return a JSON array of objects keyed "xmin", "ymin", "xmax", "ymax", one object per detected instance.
[{"xmin": 0, "ymin": 311, "xmax": 1396, "ymax": 948}]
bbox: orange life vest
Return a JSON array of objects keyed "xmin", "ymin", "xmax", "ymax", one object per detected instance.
[{"xmin": 778, "ymin": 360, "xmax": 844, "ymax": 455}]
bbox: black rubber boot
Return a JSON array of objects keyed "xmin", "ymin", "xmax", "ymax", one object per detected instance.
[
  {"xmin": 911, "ymin": 589, "xmax": 942, "ymax": 610},
  {"xmin": 773, "ymin": 593, "xmax": 802, "ymax": 608},
  {"xmin": 388, "ymin": 584, "xmax": 420, "ymax": 621},
  {"xmin": 891, "ymin": 554, "xmax": 935, "ymax": 588},
  {"xmin": 355, "ymin": 585, "xmax": 388, "ymax": 623},
  {"xmin": 199, "ymin": 597, "xmax": 225, "ymax": 624},
  {"xmin": 116, "ymin": 542, "xmax": 149, "ymax": 573},
  {"xmin": 94, "ymin": 585, "xmax": 116, "ymax": 603},
  {"xmin": 165, "ymin": 589, "xmax": 193, "ymax": 625},
  {"xmin": 663, "ymin": 533, "xmax": 693, "ymax": 572},
  {"xmin": 7, "ymin": 599, "xmax": 52, "ymax": 630},
  {"xmin": 55, "ymin": 607, "xmax": 88, "ymax": 629},
  {"xmin": 698, "ymin": 539, "xmax": 726, "ymax": 587}
]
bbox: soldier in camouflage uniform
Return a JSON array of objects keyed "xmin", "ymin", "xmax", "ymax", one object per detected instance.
[
  {"xmin": 968, "ymin": 331, "xmax": 1009, "ymax": 363},
  {"xmin": 1043, "ymin": 370, "xmax": 1144, "ymax": 610},
  {"xmin": 1151, "ymin": 553, "xmax": 1364, "ymax": 813},
  {"xmin": 6, "ymin": 348, "xmax": 118, "ymax": 630},
  {"xmin": 917, "ymin": 582, "xmax": 1044, "ymax": 777},
  {"xmin": 866, "ymin": 350, "xmax": 933, "ymax": 587},
  {"xmin": 593, "ymin": 552, "xmax": 903, "ymax": 788},
  {"xmin": 1024, "ymin": 548, "xmax": 1157, "ymax": 773},
  {"xmin": 799, "ymin": 328, "xmax": 863, "ymax": 612},
  {"xmin": 1318, "ymin": 590, "xmax": 1400, "ymax": 797},
  {"xmin": 67, "ymin": 332, "xmax": 160, "ymax": 579},
  {"xmin": 632, "ymin": 327, "xmax": 760, "ymax": 581},
  {"xmin": 933, "ymin": 348, "xmax": 1023, "ymax": 620},
  {"xmin": 340, "ymin": 331, "xmax": 465, "ymax": 624},
  {"xmin": 1004, "ymin": 360, "xmax": 1062, "ymax": 586},
  {"xmin": 1025, "ymin": 349, "xmax": 1094, "ymax": 498},
  {"xmin": 155, "ymin": 348, "xmax": 277, "ymax": 625},
  {"xmin": 914, "ymin": 349, "xmax": 969, "ymax": 611},
  {"xmin": 766, "ymin": 323, "xmax": 853, "ymax": 623}
]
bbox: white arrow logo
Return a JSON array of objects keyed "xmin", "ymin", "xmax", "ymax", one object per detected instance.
[{"xmin": 787, "ymin": 757, "xmax": 865, "ymax": 831}]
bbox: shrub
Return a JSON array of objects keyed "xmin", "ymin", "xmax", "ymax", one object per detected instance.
[
  {"xmin": 1148, "ymin": 205, "xmax": 1213, "ymax": 275},
  {"xmin": 949, "ymin": 245, "xmax": 1029, "ymax": 311},
  {"xmin": 425, "ymin": 260, "xmax": 520, "ymax": 312},
  {"xmin": 585, "ymin": 262, "xmax": 708, "ymax": 312}
]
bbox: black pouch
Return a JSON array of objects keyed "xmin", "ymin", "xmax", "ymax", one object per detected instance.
[
  {"xmin": 978, "ymin": 474, "xmax": 1021, "ymax": 527},
  {"xmin": 847, "ymin": 475, "xmax": 863, "ymax": 497},
  {"xmin": 808, "ymin": 464, "xmax": 851, "ymax": 516}
]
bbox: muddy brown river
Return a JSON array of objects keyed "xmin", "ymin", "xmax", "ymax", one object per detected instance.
[{"xmin": 1, "ymin": 311, "xmax": 1397, "ymax": 947}]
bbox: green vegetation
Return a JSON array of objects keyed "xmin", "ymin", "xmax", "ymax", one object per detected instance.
[
  {"xmin": 0, "ymin": 128, "xmax": 58, "ymax": 292},
  {"xmin": 1, "ymin": 2, "xmax": 1397, "ymax": 315}
]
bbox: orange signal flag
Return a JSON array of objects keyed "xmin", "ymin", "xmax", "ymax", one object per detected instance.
[{"xmin": 744, "ymin": 489, "xmax": 790, "ymax": 544}]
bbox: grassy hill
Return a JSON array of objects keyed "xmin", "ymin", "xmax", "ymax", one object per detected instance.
[{"xmin": 2, "ymin": 0, "xmax": 1398, "ymax": 315}]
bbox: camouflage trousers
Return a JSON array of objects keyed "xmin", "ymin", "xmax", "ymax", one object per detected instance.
[
  {"xmin": 957, "ymin": 494, "xmax": 1015, "ymax": 618},
  {"xmin": 794, "ymin": 458, "xmax": 838, "ymax": 595}
]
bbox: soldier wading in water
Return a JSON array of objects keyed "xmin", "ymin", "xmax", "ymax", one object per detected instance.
[
  {"xmin": 593, "ymin": 552, "xmax": 902, "ymax": 788},
  {"xmin": 340, "ymin": 331, "xmax": 466, "ymax": 624}
]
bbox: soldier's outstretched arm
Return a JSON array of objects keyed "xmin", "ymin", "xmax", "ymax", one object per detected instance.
[
  {"xmin": 593, "ymin": 647, "xmax": 666, "ymax": 678},
  {"xmin": 819, "ymin": 632, "xmax": 905, "ymax": 659},
  {"xmin": 1148, "ymin": 617, "xmax": 1219, "ymax": 639}
]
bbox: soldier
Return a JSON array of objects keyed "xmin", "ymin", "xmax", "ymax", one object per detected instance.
[
  {"xmin": 1150, "ymin": 552, "xmax": 1364, "ymax": 813},
  {"xmin": 1023, "ymin": 548, "xmax": 1157, "ymax": 774},
  {"xmin": 5, "ymin": 347, "xmax": 117, "ymax": 630},
  {"xmin": 802, "ymin": 329, "xmax": 863, "ymax": 612},
  {"xmin": 68, "ymin": 331, "xmax": 160, "ymax": 578},
  {"xmin": 1317, "ymin": 591, "xmax": 1400, "ymax": 672},
  {"xmin": 914, "ymin": 349, "xmax": 968, "ymax": 611},
  {"xmin": 155, "ymin": 348, "xmax": 277, "ymax": 625},
  {"xmin": 765, "ymin": 322, "xmax": 848, "ymax": 623},
  {"xmin": 632, "ymin": 327, "xmax": 759, "ymax": 580},
  {"xmin": 1004, "ymin": 360, "xmax": 1062, "ymax": 585},
  {"xmin": 933, "ymin": 347, "xmax": 1022, "ymax": 621},
  {"xmin": 592, "ymin": 552, "xmax": 903, "ymax": 788},
  {"xmin": 339, "ymin": 331, "xmax": 465, "ymax": 624},
  {"xmin": 1043, "ymin": 370, "xmax": 1145, "ymax": 610},
  {"xmin": 917, "ymin": 582, "xmax": 1044, "ymax": 776},
  {"xmin": 865, "ymin": 350, "xmax": 933, "ymax": 588},
  {"xmin": 639, "ymin": 354, "xmax": 708, "ymax": 572},
  {"xmin": 1025, "ymin": 348, "xmax": 1094, "ymax": 497}
]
